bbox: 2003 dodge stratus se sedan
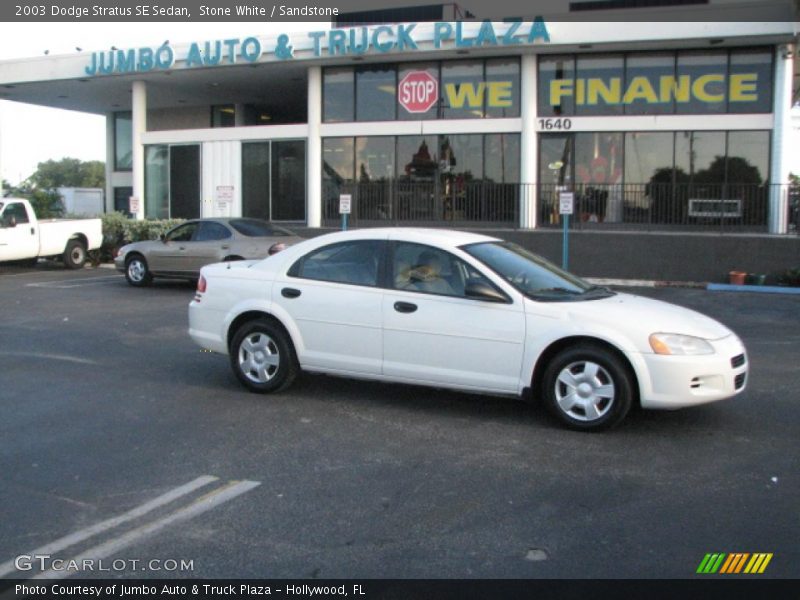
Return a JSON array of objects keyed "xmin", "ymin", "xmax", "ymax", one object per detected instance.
[{"xmin": 189, "ymin": 228, "xmax": 748, "ymax": 431}]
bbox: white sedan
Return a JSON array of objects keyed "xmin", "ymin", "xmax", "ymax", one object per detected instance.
[{"xmin": 188, "ymin": 228, "xmax": 748, "ymax": 431}]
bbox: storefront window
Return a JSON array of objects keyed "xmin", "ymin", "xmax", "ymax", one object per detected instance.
[
  {"xmin": 211, "ymin": 105, "xmax": 235, "ymax": 127},
  {"xmin": 485, "ymin": 59, "xmax": 520, "ymax": 119},
  {"xmin": 624, "ymin": 53, "xmax": 675, "ymax": 115},
  {"xmin": 323, "ymin": 138, "xmax": 355, "ymax": 183},
  {"xmin": 675, "ymin": 131, "xmax": 726, "ymax": 183},
  {"xmin": 539, "ymin": 48, "xmax": 772, "ymax": 116},
  {"xmin": 356, "ymin": 65, "xmax": 396, "ymax": 122},
  {"xmin": 538, "ymin": 55, "xmax": 575, "ymax": 117},
  {"xmin": 242, "ymin": 142, "xmax": 270, "ymax": 221},
  {"xmin": 676, "ymin": 51, "xmax": 728, "ymax": 115},
  {"xmin": 169, "ymin": 145, "xmax": 201, "ymax": 219},
  {"xmin": 272, "ymin": 141, "xmax": 306, "ymax": 221},
  {"xmin": 356, "ymin": 137, "xmax": 395, "ymax": 182},
  {"xmin": 726, "ymin": 131, "xmax": 769, "ymax": 183},
  {"xmin": 324, "ymin": 68, "xmax": 354, "ymax": 122},
  {"xmin": 485, "ymin": 134, "xmax": 521, "ymax": 183},
  {"xmin": 624, "ymin": 132, "xmax": 675, "ymax": 184},
  {"xmin": 398, "ymin": 135, "xmax": 438, "ymax": 180},
  {"xmin": 575, "ymin": 54, "xmax": 625, "ymax": 116},
  {"xmin": 114, "ymin": 112, "xmax": 132, "ymax": 171},
  {"xmin": 441, "ymin": 60, "xmax": 484, "ymax": 119},
  {"xmin": 728, "ymin": 49, "xmax": 773, "ymax": 114},
  {"xmin": 145, "ymin": 145, "xmax": 169, "ymax": 219}
]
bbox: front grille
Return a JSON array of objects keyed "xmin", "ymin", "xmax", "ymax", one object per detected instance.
[
  {"xmin": 734, "ymin": 373, "xmax": 746, "ymax": 390},
  {"xmin": 731, "ymin": 354, "xmax": 746, "ymax": 369}
]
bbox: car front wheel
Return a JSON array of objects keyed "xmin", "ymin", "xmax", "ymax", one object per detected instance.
[
  {"xmin": 125, "ymin": 255, "xmax": 153, "ymax": 287},
  {"xmin": 542, "ymin": 344, "xmax": 634, "ymax": 431},
  {"xmin": 230, "ymin": 318, "xmax": 298, "ymax": 394}
]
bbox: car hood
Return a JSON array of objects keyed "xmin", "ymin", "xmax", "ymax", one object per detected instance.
[{"xmin": 528, "ymin": 292, "xmax": 733, "ymax": 342}]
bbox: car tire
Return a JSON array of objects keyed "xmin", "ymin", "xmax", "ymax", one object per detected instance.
[
  {"xmin": 542, "ymin": 343, "xmax": 634, "ymax": 432},
  {"xmin": 125, "ymin": 254, "xmax": 153, "ymax": 287},
  {"xmin": 63, "ymin": 240, "xmax": 87, "ymax": 269},
  {"xmin": 229, "ymin": 318, "xmax": 298, "ymax": 394}
]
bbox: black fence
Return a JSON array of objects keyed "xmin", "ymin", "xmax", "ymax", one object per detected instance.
[{"xmin": 322, "ymin": 181, "xmax": 799, "ymax": 234}]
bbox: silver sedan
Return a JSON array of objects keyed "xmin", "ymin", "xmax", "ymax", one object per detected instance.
[{"xmin": 115, "ymin": 218, "xmax": 301, "ymax": 286}]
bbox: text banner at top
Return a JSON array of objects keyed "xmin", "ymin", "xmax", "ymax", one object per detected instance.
[{"xmin": 1, "ymin": 0, "xmax": 796, "ymax": 22}]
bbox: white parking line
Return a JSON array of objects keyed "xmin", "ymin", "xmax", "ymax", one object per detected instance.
[
  {"xmin": 26, "ymin": 275, "xmax": 122, "ymax": 289},
  {"xmin": 32, "ymin": 480, "xmax": 261, "ymax": 580},
  {"xmin": 0, "ymin": 351, "xmax": 100, "ymax": 365},
  {"xmin": 0, "ymin": 475, "xmax": 218, "ymax": 578}
]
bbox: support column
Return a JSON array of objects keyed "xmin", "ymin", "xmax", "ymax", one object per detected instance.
[
  {"xmin": 769, "ymin": 44, "xmax": 794, "ymax": 234},
  {"xmin": 234, "ymin": 103, "xmax": 247, "ymax": 127},
  {"xmin": 306, "ymin": 66, "xmax": 322, "ymax": 228},
  {"xmin": 519, "ymin": 53, "xmax": 538, "ymax": 229},
  {"xmin": 131, "ymin": 80, "xmax": 147, "ymax": 220},
  {"xmin": 104, "ymin": 112, "xmax": 115, "ymax": 214}
]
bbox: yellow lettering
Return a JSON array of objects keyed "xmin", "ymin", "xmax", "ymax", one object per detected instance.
[
  {"xmin": 549, "ymin": 79, "xmax": 573, "ymax": 106},
  {"xmin": 587, "ymin": 77, "xmax": 621, "ymax": 105},
  {"xmin": 445, "ymin": 82, "xmax": 486, "ymax": 109},
  {"xmin": 729, "ymin": 73, "xmax": 758, "ymax": 102},
  {"xmin": 487, "ymin": 81, "xmax": 512, "ymax": 107},
  {"xmin": 622, "ymin": 76, "xmax": 658, "ymax": 104},
  {"xmin": 692, "ymin": 74, "xmax": 725, "ymax": 102},
  {"xmin": 576, "ymin": 79, "xmax": 585, "ymax": 104},
  {"xmin": 659, "ymin": 75, "xmax": 691, "ymax": 103}
]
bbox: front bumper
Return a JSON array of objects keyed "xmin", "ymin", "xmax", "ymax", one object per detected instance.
[
  {"xmin": 637, "ymin": 334, "xmax": 748, "ymax": 409},
  {"xmin": 114, "ymin": 255, "xmax": 125, "ymax": 273}
]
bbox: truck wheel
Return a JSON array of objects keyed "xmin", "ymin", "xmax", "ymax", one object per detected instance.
[
  {"xmin": 125, "ymin": 255, "xmax": 153, "ymax": 287},
  {"xmin": 63, "ymin": 240, "xmax": 87, "ymax": 269}
]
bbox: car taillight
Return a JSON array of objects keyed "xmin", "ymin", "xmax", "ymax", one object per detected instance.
[{"xmin": 197, "ymin": 275, "xmax": 207, "ymax": 293}]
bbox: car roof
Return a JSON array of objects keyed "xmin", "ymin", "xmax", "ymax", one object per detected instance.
[{"xmin": 309, "ymin": 227, "xmax": 501, "ymax": 248}]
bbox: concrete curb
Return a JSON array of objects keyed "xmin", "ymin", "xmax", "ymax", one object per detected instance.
[
  {"xmin": 706, "ymin": 283, "xmax": 800, "ymax": 295},
  {"xmin": 586, "ymin": 277, "xmax": 800, "ymax": 295}
]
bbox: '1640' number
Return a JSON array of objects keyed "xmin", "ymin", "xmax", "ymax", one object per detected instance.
[{"xmin": 538, "ymin": 118, "xmax": 572, "ymax": 131}]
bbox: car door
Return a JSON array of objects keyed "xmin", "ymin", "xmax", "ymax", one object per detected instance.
[
  {"xmin": 186, "ymin": 221, "xmax": 234, "ymax": 271},
  {"xmin": 275, "ymin": 238, "xmax": 387, "ymax": 375},
  {"xmin": 382, "ymin": 241, "xmax": 526, "ymax": 394},
  {"xmin": 146, "ymin": 221, "xmax": 199, "ymax": 273},
  {"xmin": 0, "ymin": 202, "xmax": 38, "ymax": 261}
]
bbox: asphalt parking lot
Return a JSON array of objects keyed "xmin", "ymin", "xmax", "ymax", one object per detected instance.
[{"xmin": 0, "ymin": 262, "xmax": 798, "ymax": 580}]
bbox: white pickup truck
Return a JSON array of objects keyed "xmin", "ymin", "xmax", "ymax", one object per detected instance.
[{"xmin": 0, "ymin": 198, "xmax": 103, "ymax": 269}]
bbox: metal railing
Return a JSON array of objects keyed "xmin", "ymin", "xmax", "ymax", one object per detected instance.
[{"xmin": 322, "ymin": 180, "xmax": 799, "ymax": 234}]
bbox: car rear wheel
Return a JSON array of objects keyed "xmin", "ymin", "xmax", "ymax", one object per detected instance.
[
  {"xmin": 125, "ymin": 255, "xmax": 153, "ymax": 287},
  {"xmin": 542, "ymin": 344, "xmax": 633, "ymax": 431},
  {"xmin": 230, "ymin": 318, "xmax": 298, "ymax": 394},
  {"xmin": 63, "ymin": 240, "xmax": 87, "ymax": 269}
]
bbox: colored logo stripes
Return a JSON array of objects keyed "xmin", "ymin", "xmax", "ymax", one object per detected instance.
[{"xmin": 697, "ymin": 553, "xmax": 773, "ymax": 574}]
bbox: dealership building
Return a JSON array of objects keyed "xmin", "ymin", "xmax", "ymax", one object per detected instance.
[{"xmin": 0, "ymin": 7, "xmax": 798, "ymax": 241}]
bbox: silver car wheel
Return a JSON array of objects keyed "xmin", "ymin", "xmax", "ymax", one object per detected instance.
[
  {"xmin": 554, "ymin": 360, "xmax": 616, "ymax": 422},
  {"xmin": 238, "ymin": 332, "xmax": 281, "ymax": 384},
  {"xmin": 127, "ymin": 258, "xmax": 146, "ymax": 283}
]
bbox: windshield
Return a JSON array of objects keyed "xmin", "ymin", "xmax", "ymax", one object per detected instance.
[
  {"xmin": 229, "ymin": 219, "xmax": 294, "ymax": 238},
  {"xmin": 462, "ymin": 241, "xmax": 615, "ymax": 302}
]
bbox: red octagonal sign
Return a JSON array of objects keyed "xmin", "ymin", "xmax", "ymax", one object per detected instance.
[{"xmin": 398, "ymin": 71, "xmax": 439, "ymax": 114}]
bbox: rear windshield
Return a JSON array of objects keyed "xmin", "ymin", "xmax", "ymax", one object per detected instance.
[{"xmin": 229, "ymin": 219, "xmax": 294, "ymax": 237}]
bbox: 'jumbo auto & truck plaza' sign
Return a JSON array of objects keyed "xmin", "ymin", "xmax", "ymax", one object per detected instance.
[{"xmin": 82, "ymin": 19, "xmax": 551, "ymax": 75}]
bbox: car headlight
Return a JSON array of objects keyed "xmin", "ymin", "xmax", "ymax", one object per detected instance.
[{"xmin": 649, "ymin": 333, "xmax": 714, "ymax": 356}]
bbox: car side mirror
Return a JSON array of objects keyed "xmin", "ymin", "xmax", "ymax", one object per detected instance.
[
  {"xmin": 464, "ymin": 281, "xmax": 508, "ymax": 303},
  {"xmin": 160, "ymin": 233, "xmax": 167, "ymax": 243}
]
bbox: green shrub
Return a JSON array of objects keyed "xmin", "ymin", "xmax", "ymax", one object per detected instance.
[{"xmin": 99, "ymin": 213, "xmax": 184, "ymax": 262}]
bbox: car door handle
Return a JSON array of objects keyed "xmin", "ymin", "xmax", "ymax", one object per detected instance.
[
  {"xmin": 281, "ymin": 287, "xmax": 301, "ymax": 299},
  {"xmin": 179, "ymin": 246, "xmax": 186, "ymax": 251},
  {"xmin": 221, "ymin": 245, "xmax": 230, "ymax": 249},
  {"xmin": 30, "ymin": 228, "xmax": 35, "ymax": 235},
  {"xmin": 394, "ymin": 301, "xmax": 417, "ymax": 313}
]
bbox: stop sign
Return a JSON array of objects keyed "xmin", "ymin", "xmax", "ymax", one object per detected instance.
[{"xmin": 398, "ymin": 71, "xmax": 439, "ymax": 114}]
